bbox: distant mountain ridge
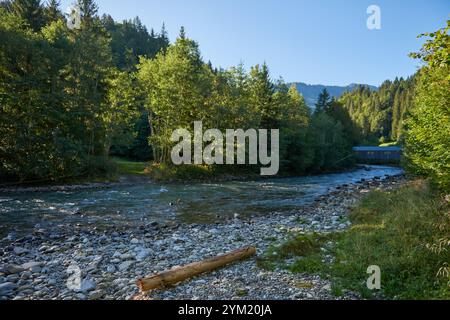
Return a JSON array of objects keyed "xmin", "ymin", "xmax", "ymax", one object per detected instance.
[{"xmin": 290, "ymin": 82, "xmax": 378, "ymax": 107}]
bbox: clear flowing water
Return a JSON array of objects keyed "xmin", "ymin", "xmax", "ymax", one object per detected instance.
[{"xmin": 0, "ymin": 165, "xmax": 403, "ymax": 237}]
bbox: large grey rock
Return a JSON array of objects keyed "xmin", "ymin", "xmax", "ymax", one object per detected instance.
[
  {"xmin": 135, "ymin": 248, "xmax": 151, "ymax": 261},
  {"xmin": 0, "ymin": 282, "xmax": 17, "ymax": 296},
  {"xmin": 1, "ymin": 265, "xmax": 25, "ymax": 275},
  {"xmin": 20, "ymin": 262, "xmax": 45, "ymax": 274},
  {"xmin": 120, "ymin": 253, "xmax": 134, "ymax": 260},
  {"xmin": 20, "ymin": 262, "xmax": 44, "ymax": 270},
  {"xmin": 79, "ymin": 279, "xmax": 96, "ymax": 292},
  {"xmin": 118, "ymin": 261, "xmax": 134, "ymax": 272},
  {"xmin": 106, "ymin": 265, "xmax": 116, "ymax": 273},
  {"xmin": 13, "ymin": 247, "xmax": 29, "ymax": 255}
]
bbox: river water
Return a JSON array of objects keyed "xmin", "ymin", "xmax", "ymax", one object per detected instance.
[{"xmin": 0, "ymin": 165, "xmax": 403, "ymax": 237}]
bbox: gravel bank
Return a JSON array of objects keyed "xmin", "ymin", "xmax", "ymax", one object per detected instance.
[{"xmin": 0, "ymin": 174, "xmax": 406, "ymax": 300}]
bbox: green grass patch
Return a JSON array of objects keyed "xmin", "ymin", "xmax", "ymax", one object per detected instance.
[
  {"xmin": 259, "ymin": 180, "xmax": 450, "ymax": 299},
  {"xmin": 146, "ymin": 163, "xmax": 215, "ymax": 181},
  {"xmin": 295, "ymin": 217, "xmax": 309, "ymax": 224},
  {"xmin": 146, "ymin": 162, "xmax": 260, "ymax": 182},
  {"xmin": 112, "ymin": 157, "xmax": 149, "ymax": 175},
  {"xmin": 111, "ymin": 159, "xmax": 261, "ymax": 182},
  {"xmin": 257, "ymin": 233, "xmax": 334, "ymax": 271}
]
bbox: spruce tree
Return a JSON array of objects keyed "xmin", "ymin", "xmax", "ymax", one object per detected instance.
[
  {"xmin": 77, "ymin": 0, "xmax": 98, "ymax": 27},
  {"xmin": 10, "ymin": 0, "xmax": 45, "ymax": 31},
  {"xmin": 44, "ymin": 0, "xmax": 61, "ymax": 23},
  {"xmin": 178, "ymin": 25, "xmax": 186, "ymax": 39},
  {"xmin": 315, "ymin": 88, "xmax": 331, "ymax": 113}
]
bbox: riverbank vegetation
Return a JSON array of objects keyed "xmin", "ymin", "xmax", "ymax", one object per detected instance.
[
  {"xmin": 258, "ymin": 179, "xmax": 450, "ymax": 299},
  {"xmin": 259, "ymin": 21, "xmax": 450, "ymax": 300}
]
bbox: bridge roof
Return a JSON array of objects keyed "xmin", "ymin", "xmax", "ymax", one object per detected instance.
[{"xmin": 353, "ymin": 146, "xmax": 402, "ymax": 152}]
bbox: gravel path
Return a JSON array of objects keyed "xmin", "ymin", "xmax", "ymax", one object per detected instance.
[{"xmin": 0, "ymin": 174, "xmax": 406, "ymax": 300}]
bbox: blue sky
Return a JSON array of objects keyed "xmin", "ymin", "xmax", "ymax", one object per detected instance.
[{"xmin": 61, "ymin": 0, "xmax": 449, "ymax": 86}]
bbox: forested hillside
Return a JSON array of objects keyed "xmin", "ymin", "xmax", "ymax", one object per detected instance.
[
  {"xmin": 339, "ymin": 77, "xmax": 416, "ymax": 144},
  {"xmin": 291, "ymin": 82, "xmax": 378, "ymax": 107}
]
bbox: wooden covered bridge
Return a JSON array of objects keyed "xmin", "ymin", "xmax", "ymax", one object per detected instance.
[{"xmin": 353, "ymin": 146, "xmax": 403, "ymax": 164}]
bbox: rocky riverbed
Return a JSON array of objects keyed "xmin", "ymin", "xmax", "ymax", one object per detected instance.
[{"xmin": 0, "ymin": 174, "xmax": 407, "ymax": 300}]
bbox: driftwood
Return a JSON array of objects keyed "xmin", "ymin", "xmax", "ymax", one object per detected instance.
[{"xmin": 137, "ymin": 246, "xmax": 257, "ymax": 292}]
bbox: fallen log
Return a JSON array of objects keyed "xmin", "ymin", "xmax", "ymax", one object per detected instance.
[{"xmin": 137, "ymin": 246, "xmax": 257, "ymax": 292}]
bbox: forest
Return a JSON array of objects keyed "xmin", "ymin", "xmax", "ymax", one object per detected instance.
[{"xmin": 0, "ymin": 0, "xmax": 449, "ymax": 191}]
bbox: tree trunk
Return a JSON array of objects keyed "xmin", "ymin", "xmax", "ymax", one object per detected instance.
[{"xmin": 137, "ymin": 246, "xmax": 256, "ymax": 292}]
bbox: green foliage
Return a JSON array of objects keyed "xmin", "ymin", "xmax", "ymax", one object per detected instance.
[
  {"xmin": 261, "ymin": 180, "xmax": 450, "ymax": 299},
  {"xmin": 137, "ymin": 33, "xmax": 214, "ymax": 163},
  {"xmin": 406, "ymin": 21, "xmax": 450, "ymax": 191},
  {"xmin": 325, "ymin": 99, "xmax": 362, "ymax": 146},
  {"xmin": 305, "ymin": 112, "xmax": 354, "ymax": 171},
  {"xmin": 0, "ymin": 1, "xmax": 167, "ymax": 182},
  {"xmin": 99, "ymin": 14, "xmax": 169, "ymax": 161},
  {"xmin": 0, "ymin": 3, "xmax": 115, "ymax": 182},
  {"xmin": 410, "ymin": 20, "xmax": 450, "ymax": 70},
  {"xmin": 137, "ymin": 33, "xmax": 321, "ymax": 173},
  {"xmin": 106, "ymin": 70, "xmax": 148, "ymax": 159},
  {"xmin": 8, "ymin": 0, "xmax": 45, "ymax": 31},
  {"xmin": 339, "ymin": 78, "xmax": 415, "ymax": 144}
]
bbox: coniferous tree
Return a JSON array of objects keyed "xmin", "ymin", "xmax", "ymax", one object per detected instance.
[
  {"xmin": 178, "ymin": 25, "xmax": 186, "ymax": 39},
  {"xmin": 77, "ymin": 0, "xmax": 97, "ymax": 27},
  {"xmin": 315, "ymin": 88, "xmax": 331, "ymax": 113},
  {"xmin": 44, "ymin": 0, "xmax": 61, "ymax": 23},
  {"xmin": 158, "ymin": 22, "xmax": 169, "ymax": 50},
  {"xmin": 9, "ymin": 0, "xmax": 45, "ymax": 31},
  {"xmin": 249, "ymin": 63, "xmax": 275, "ymax": 128}
]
